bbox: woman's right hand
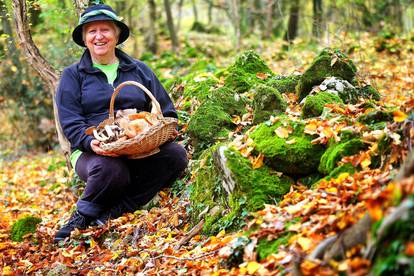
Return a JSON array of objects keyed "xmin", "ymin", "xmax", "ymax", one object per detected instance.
[{"xmin": 90, "ymin": 139, "xmax": 120, "ymax": 157}]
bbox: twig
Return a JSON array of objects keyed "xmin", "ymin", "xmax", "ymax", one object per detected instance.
[{"xmin": 174, "ymin": 219, "xmax": 205, "ymax": 250}]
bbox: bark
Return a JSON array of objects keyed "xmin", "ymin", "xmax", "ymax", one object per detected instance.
[
  {"xmin": 284, "ymin": 0, "xmax": 300, "ymax": 42},
  {"xmin": 12, "ymin": 0, "xmax": 71, "ymax": 169},
  {"xmin": 146, "ymin": 0, "xmax": 158, "ymax": 54},
  {"xmin": 175, "ymin": 0, "xmax": 184, "ymax": 35},
  {"xmin": 191, "ymin": 0, "xmax": 198, "ymax": 22},
  {"xmin": 229, "ymin": 0, "xmax": 241, "ymax": 49},
  {"xmin": 163, "ymin": 0, "xmax": 179, "ymax": 53},
  {"xmin": 72, "ymin": 0, "xmax": 88, "ymax": 16},
  {"xmin": 312, "ymin": 0, "xmax": 323, "ymax": 39},
  {"xmin": 264, "ymin": 0, "xmax": 275, "ymax": 39}
]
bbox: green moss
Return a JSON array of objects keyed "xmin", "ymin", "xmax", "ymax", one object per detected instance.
[
  {"xmin": 188, "ymin": 102, "xmax": 233, "ymax": 154},
  {"xmin": 250, "ymin": 117, "xmax": 325, "ymax": 175},
  {"xmin": 224, "ymin": 50, "xmax": 273, "ymax": 93},
  {"xmin": 296, "ymin": 48, "xmax": 357, "ymax": 100},
  {"xmin": 267, "ymin": 75, "xmax": 300, "ymax": 94},
  {"xmin": 318, "ymin": 138, "xmax": 366, "ymax": 174},
  {"xmin": 301, "ymin": 92, "xmax": 343, "ymax": 118},
  {"xmin": 253, "ymin": 84, "xmax": 287, "ymax": 124},
  {"xmin": 231, "ymin": 50, "xmax": 273, "ymax": 75},
  {"xmin": 10, "ymin": 216, "xmax": 41, "ymax": 242},
  {"xmin": 225, "ymin": 149, "xmax": 293, "ymax": 211},
  {"xmin": 313, "ymin": 163, "xmax": 356, "ymax": 188},
  {"xmin": 356, "ymin": 85, "xmax": 381, "ymax": 101},
  {"xmin": 188, "ymin": 87, "xmax": 246, "ymax": 154},
  {"xmin": 256, "ymin": 232, "xmax": 293, "ymax": 261},
  {"xmin": 189, "ymin": 146, "xmax": 293, "ymax": 235},
  {"xmin": 357, "ymin": 110, "xmax": 393, "ymax": 125}
]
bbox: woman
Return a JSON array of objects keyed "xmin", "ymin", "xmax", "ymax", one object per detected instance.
[{"xmin": 54, "ymin": 3, "xmax": 188, "ymax": 243}]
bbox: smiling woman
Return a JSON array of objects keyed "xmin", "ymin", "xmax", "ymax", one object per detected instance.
[{"xmin": 54, "ymin": 2, "xmax": 188, "ymax": 244}]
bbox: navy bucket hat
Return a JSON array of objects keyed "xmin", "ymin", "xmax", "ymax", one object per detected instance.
[{"xmin": 72, "ymin": 4, "xmax": 130, "ymax": 47}]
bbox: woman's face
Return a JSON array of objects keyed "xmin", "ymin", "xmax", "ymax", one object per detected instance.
[{"xmin": 84, "ymin": 21, "xmax": 118, "ymax": 63}]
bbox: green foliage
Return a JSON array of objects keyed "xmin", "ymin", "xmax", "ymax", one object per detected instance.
[
  {"xmin": 10, "ymin": 216, "xmax": 42, "ymax": 242},
  {"xmin": 252, "ymin": 84, "xmax": 287, "ymax": 124},
  {"xmin": 318, "ymin": 138, "xmax": 366, "ymax": 174},
  {"xmin": 296, "ymin": 48, "xmax": 357, "ymax": 100},
  {"xmin": 301, "ymin": 92, "xmax": 344, "ymax": 118},
  {"xmin": 250, "ymin": 116, "xmax": 325, "ymax": 176}
]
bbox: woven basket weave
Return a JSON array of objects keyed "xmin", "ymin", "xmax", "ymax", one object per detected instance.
[{"xmin": 100, "ymin": 81, "xmax": 178, "ymax": 159}]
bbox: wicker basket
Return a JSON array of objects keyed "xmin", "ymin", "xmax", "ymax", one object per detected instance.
[{"xmin": 100, "ymin": 81, "xmax": 178, "ymax": 159}]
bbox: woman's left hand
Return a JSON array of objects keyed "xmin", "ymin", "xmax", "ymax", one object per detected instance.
[{"xmin": 90, "ymin": 139, "xmax": 120, "ymax": 157}]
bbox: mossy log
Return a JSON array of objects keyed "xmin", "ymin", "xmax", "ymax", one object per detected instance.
[{"xmin": 10, "ymin": 216, "xmax": 41, "ymax": 242}]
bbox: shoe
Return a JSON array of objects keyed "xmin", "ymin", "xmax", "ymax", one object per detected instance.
[
  {"xmin": 54, "ymin": 211, "xmax": 92, "ymax": 243},
  {"xmin": 93, "ymin": 204, "xmax": 126, "ymax": 226}
]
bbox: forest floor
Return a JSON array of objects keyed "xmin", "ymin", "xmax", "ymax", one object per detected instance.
[{"xmin": 1, "ymin": 34, "xmax": 414, "ymax": 274}]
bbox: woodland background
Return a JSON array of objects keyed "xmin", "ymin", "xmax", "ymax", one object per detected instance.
[{"xmin": 1, "ymin": 0, "xmax": 414, "ymax": 275}]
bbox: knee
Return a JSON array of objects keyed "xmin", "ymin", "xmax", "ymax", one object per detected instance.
[
  {"xmin": 89, "ymin": 157, "xmax": 130, "ymax": 186},
  {"xmin": 167, "ymin": 143, "xmax": 188, "ymax": 173}
]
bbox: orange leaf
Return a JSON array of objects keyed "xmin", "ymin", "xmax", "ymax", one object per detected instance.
[
  {"xmin": 275, "ymin": 127, "xmax": 290, "ymax": 138},
  {"xmin": 256, "ymin": 72, "xmax": 268, "ymax": 80},
  {"xmin": 251, "ymin": 153, "xmax": 264, "ymax": 169},
  {"xmin": 393, "ymin": 110, "xmax": 408, "ymax": 122},
  {"xmin": 405, "ymin": 242, "xmax": 414, "ymax": 256}
]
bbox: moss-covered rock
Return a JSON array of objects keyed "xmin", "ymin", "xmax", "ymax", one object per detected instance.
[
  {"xmin": 296, "ymin": 48, "xmax": 357, "ymax": 100},
  {"xmin": 357, "ymin": 109, "xmax": 394, "ymax": 125},
  {"xmin": 10, "ymin": 216, "xmax": 41, "ymax": 242},
  {"xmin": 356, "ymin": 84, "xmax": 381, "ymax": 102},
  {"xmin": 250, "ymin": 116, "xmax": 325, "ymax": 176},
  {"xmin": 318, "ymin": 138, "xmax": 367, "ymax": 175},
  {"xmin": 189, "ymin": 146, "xmax": 293, "ymax": 235},
  {"xmin": 188, "ymin": 87, "xmax": 246, "ymax": 154},
  {"xmin": 301, "ymin": 91, "xmax": 344, "ymax": 118},
  {"xmin": 267, "ymin": 74, "xmax": 301, "ymax": 94},
  {"xmin": 224, "ymin": 50, "xmax": 273, "ymax": 93},
  {"xmin": 252, "ymin": 84, "xmax": 287, "ymax": 124}
]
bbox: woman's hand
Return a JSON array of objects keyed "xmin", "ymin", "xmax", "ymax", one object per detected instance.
[{"xmin": 90, "ymin": 139, "xmax": 120, "ymax": 157}]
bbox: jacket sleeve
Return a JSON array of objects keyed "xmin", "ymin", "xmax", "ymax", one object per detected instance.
[
  {"xmin": 138, "ymin": 62, "xmax": 177, "ymax": 119},
  {"xmin": 55, "ymin": 67, "xmax": 94, "ymax": 152}
]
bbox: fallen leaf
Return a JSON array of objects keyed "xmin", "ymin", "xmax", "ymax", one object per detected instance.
[
  {"xmin": 275, "ymin": 127, "xmax": 290, "ymax": 139},
  {"xmin": 393, "ymin": 110, "xmax": 408, "ymax": 122},
  {"xmin": 246, "ymin": 261, "xmax": 261, "ymax": 274}
]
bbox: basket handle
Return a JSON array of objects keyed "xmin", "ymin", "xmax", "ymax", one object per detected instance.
[{"xmin": 109, "ymin": 81, "xmax": 163, "ymax": 122}]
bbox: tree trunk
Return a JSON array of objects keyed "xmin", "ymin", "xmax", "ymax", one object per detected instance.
[
  {"xmin": 12, "ymin": 0, "xmax": 71, "ymax": 169},
  {"xmin": 312, "ymin": 0, "xmax": 322, "ymax": 39},
  {"xmin": 175, "ymin": 0, "xmax": 184, "ymax": 35},
  {"xmin": 264, "ymin": 0, "xmax": 275, "ymax": 39},
  {"xmin": 229, "ymin": 0, "xmax": 241, "ymax": 49},
  {"xmin": 192, "ymin": 0, "xmax": 198, "ymax": 22},
  {"xmin": 284, "ymin": 0, "xmax": 300, "ymax": 42},
  {"xmin": 146, "ymin": 0, "xmax": 158, "ymax": 54},
  {"xmin": 72, "ymin": 0, "xmax": 88, "ymax": 16},
  {"xmin": 163, "ymin": 0, "xmax": 179, "ymax": 53}
]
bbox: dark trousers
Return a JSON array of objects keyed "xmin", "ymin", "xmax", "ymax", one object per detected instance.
[{"xmin": 75, "ymin": 142, "xmax": 188, "ymax": 218}]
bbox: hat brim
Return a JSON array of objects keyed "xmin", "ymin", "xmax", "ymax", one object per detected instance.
[{"xmin": 72, "ymin": 15, "xmax": 129, "ymax": 47}]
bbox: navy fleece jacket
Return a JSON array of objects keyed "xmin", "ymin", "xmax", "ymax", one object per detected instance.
[{"xmin": 56, "ymin": 49, "xmax": 177, "ymax": 153}]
